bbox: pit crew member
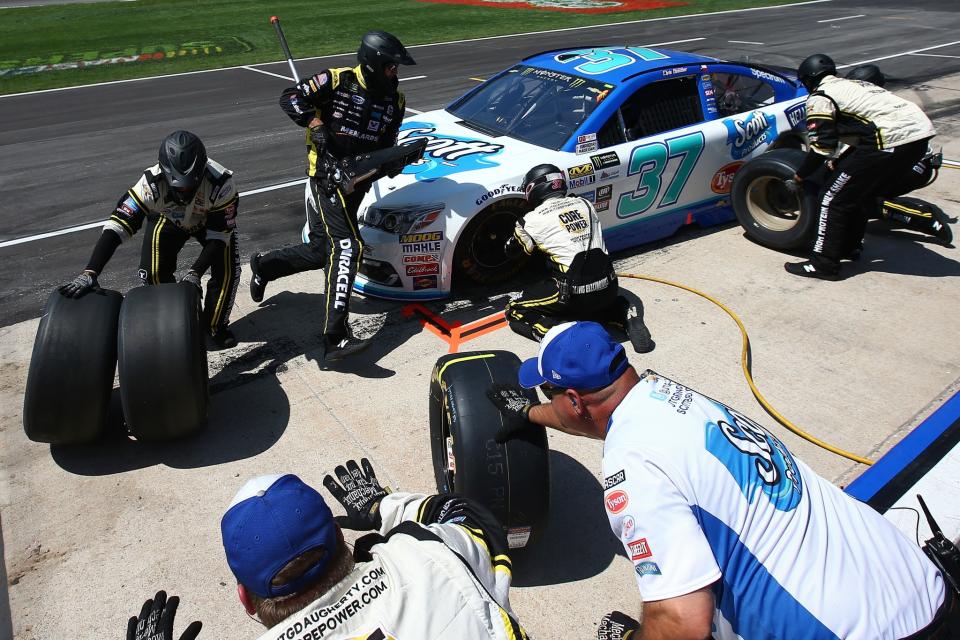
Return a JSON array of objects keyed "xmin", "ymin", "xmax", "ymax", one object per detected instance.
[
  {"xmin": 60, "ymin": 130, "xmax": 240, "ymax": 349},
  {"xmin": 249, "ymin": 31, "xmax": 413, "ymax": 361},
  {"xmin": 505, "ymin": 163, "xmax": 653, "ymax": 353},
  {"xmin": 489, "ymin": 321, "xmax": 957, "ymax": 639},
  {"xmin": 785, "ymin": 53, "xmax": 936, "ymax": 280},
  {"xmin": 126, "ymin": 459, "xmax": 529, "ymax": 638}
]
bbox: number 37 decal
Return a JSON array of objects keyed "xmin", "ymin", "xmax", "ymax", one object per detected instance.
[{"xmin": 617, "ymin": 131, "xmax": 704, "ymax": 219}]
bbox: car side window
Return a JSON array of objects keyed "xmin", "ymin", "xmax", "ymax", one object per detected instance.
[
  {"xmin": 711, "ymin": 72, "xmax": 776, "ymax": 117},
  {"xmin": 596, "ymin": 76, "xmax": 703, "ymax": 148}
]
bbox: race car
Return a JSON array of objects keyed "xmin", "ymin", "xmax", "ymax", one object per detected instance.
[{"xmin": 304, "ymin": 46, "xmax": 809, "ymax": 300}]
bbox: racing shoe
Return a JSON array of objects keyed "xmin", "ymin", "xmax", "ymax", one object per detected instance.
[
  {"xmin": 208, "ymin": 327, "xmax": 238, "ymax": 350},
  {"xmin": 249, "ymin": 252, "xmax": 267, "ymax": 303},
  {"xmin": 626, "ymin": 300, "xmax": 655, "ymax": 354},
  {"xmin": 784, "ymin": 260, "xmax": 840, "ymax": 281},
  {"xmin": 932, "ymin": 208, "xmax": 953, "ymax": 245},
  {"xmin": 323, "ymin": 334, "xmax": 371, "ymax": 362}
]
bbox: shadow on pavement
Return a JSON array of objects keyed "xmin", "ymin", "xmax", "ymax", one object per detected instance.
[{"xmin": 511, "ymin": 450, "xmax": 624, "ymax": 587}]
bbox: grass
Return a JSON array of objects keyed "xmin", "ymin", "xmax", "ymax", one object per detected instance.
[{"xmin": 0, "ymin": 0, "xmax": 802, "ymax": 95}]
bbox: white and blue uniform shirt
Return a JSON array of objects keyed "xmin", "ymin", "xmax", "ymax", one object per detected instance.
[{"xmin": 602, "ymin": 371, "xmax": 944, "ymax": 639}]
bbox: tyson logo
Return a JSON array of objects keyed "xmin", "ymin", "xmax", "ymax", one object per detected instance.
[
  {"xmin": 606, "ymin": 490, "xmax": 629, "ymax": 514},
  {"xmin": 711, "ymin": 162, "xmax": 743, "ymax": 194}
]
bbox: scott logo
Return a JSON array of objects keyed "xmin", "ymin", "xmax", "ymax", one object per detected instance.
[
  {"xmin": 724, "ymin": 111, "xmax": 778, "ymax": 160},
  {"xmin": 605, "ymin": 490, "xmax": 628, "ymax": 513},
  {"xmin": 711, "ymin": 162, "xmax": 743, "ymax": 194}
]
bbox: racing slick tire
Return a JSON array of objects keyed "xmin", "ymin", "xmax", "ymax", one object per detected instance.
[
  {"xmin": 732, "ymin": 148, "xmax": 818, "ymax": 251},
  {"xmin": 118, "ymin": 283, "xmax": 208, "ymax": 441},
  {"xmin": 429, "ymin": 351, "xmax": 550, "ymax": 549},
  {"xmin": 453, "ymin": 199, "xmax": 529, "ymax": 286},
  {"xmin": 23, "ymin": 288, "xmax": 123, "ymax": 444}
]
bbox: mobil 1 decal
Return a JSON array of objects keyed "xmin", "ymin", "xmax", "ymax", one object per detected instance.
[{"xmin": 617, "ymin": 131, "xmax": 704, "ymax": 219}]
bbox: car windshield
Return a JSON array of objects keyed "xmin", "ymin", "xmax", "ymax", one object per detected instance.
[{"xmin": 447, "ymin": 64, "xmax": 613, "ymax": 150}]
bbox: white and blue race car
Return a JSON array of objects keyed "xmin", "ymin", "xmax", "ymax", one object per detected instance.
[{"xmin": 308, "ymin": 46, "xmax": 809, "ymax": 300}]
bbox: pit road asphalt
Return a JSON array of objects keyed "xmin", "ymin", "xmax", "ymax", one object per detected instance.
[{"xmin": 1, "ymin": 1, "xmax": 960, "ymax": 638}]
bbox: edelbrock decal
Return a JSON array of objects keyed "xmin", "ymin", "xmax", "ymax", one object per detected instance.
[{"xmin": 398, "ymin": 123, "xmax": 504, "ymax": 181}]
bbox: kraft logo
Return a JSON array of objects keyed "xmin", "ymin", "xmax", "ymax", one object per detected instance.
[
  {"xmin": 628, "ymin": 538, "xmax": 652, "ymax": 561},
  {"xmin": 711, "ymin": 161, "xmax": 744, "ymax": 194},
  {"xmin": 605, "ymin": 490, "xmax": 628, "ymax": 513}
]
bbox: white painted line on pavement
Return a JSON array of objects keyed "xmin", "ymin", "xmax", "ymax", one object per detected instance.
[
  {"xmin": 0, "ymin": 178, "xmax": 309, "ymax": 248},
  {"xmin": 728, "ymin": 40, "xmax": 764, "ymax": 45},
  {"xmin": 818, "ymin": 14, "xmax": 865, "ymax": 23},
  {"xmin": 0, "ymin": 0, "xmax": 829, "ymax": 98},
  {"xmin": 242, "ymin": 66, "xmax": 292, "ymax": 81},
  {"xmin": 912, "ymin": 53, "xmax": 960, "ymax": 60},
  {"xmin": 837, "ymin": 40, "xmax": 960, "ymax": 68}
]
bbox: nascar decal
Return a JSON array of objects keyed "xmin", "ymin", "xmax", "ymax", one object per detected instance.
[
  {"xmin": 628, "ymin": 538, "xmax": 652, "ymax": 561},
  {"xmin": 605, "ymin": 489, "xmax": 629, "ymax": 513},
  {"xmin": 398, "ymin": 123, "xmax": 503, "ymax": 181},
  {"xmin": 706, "ymin": 403, "xmax": 803, "ymax": 511},
  {"xmin": 711, "ymin": 161, "xmax": 743, "ymax": 194},
  {"xmin": 416, "ymin": 0, "xmax": 685, "ymax": 15},
  {"xmin": 604, "ymin": 469, "xmax": 625, "ymax": 490},
  {"xmin": 724, "ymin": 110, "xmax": 778, "ymax": 160},
  {"xmin": 785, "ymin": 103, "xmax": 806, "ymax": 131}
]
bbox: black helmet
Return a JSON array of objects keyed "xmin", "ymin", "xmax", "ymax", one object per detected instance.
[
  {"xmin": 158, "ymin": 130, "xmax": 207, "ymax": 204},
  {"xmin": 845, "ymin": 63, "xmax": 886, "ymax": 87},
  {"xmin": 522, "ymin": 163, "xmax": 567, "ymax": 209},
  {"xmin": 357, "ymin": 31, "xmax": 415, "ymax": 94},
  {"xmin": 797, "ymin": 53, "xmax": 836, "ymax": 91}
]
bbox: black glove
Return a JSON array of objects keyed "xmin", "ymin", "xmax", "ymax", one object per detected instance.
[
  {"xmin": 126, "ymin": 590, "xmax": 201, "ymax": 640},
  {"xmin": 309, "ymin": 124, "xmax": 331, "ymax": 153},
  {"xmin": 179, "ymin": 270, "xmax": 201, "ymax": 291},
  {"xmin": 323, "ymin": 458, "xmax": 390, "ymax": 531},
  {"xmin": 597, "ymin": 611, "xmax": 639, "ymax": 640},
  {"xmin": 486, "ymin": 383, "xmax": 536, "ymax": 443},
  {"xmin": 783, "ymin": 178, "xmax": 801, "ymax": 196},
  {"xmin": 59, "ymin": 270, "xmax": 98, "ymax": 298}
]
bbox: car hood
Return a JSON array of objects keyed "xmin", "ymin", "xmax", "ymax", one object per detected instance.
[{"xmin": 367, "ymin": 110, "xmax": 547, "ymax": 204}]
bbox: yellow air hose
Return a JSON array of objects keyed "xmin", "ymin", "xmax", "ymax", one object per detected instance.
[{"xmin": 618, "ymin": 272, "xmax": 875, "ymax": 466}]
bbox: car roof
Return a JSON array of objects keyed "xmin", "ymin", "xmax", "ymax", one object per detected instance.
[{"xmin": 521, "ymin": 47, "xmax": 719, "ymax": 86}]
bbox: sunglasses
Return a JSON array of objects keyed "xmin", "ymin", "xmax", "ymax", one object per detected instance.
[{"xmin": 539, "ymin": 383, "xmax": 565, "ymax": 399}]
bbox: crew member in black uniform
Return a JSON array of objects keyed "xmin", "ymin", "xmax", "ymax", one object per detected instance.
[
  {"xmin": 504, "ymin": 164, "xmax": 653, "ymax": 353},
  {"xmin": 785, "ymin": 53, "xmax": 936, "ymax": 280},
  {"xmin": 249, "ymin": 31, "xmax": 414, "ymax": 361},
  {"xmin": 60, "ymin": 130, "xmax": 241, "ymax": 349}
]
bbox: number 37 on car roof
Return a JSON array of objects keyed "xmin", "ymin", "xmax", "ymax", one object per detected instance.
[{"xmin": 554, "ymin": 47, "xmax": 669, "ymax": 75}]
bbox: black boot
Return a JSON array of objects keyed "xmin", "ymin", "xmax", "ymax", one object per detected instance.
[
  {"xmin": 625, "ymin": 300, "xmax": 655, "ymax": 354},
  {"xmin": 249, "ymin": 253, "xmax": 267, "ymax": 303},
  {"xmin": 784, "ymin": 260, "xmax": 840, "ymax": 281},
  {"xmin": 208, "ymin": 327, "xmax": 238, "ymax": 350},
  {"xmin": 322, "ymin": 334, "xmax": 370, "ymax": 361}
]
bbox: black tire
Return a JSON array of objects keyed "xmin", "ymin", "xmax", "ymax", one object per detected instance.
[
  {"xmin": 732, "ymin": 148, "xmax": 818, "ymax": 250},
  {"xmin": 453, "ymin": 199, "xmax": 530, "ymax": 285},
  {"xmin": 118, "ymin": 283, "xmax": 208, "ymax": 440},
  {"xmin": 429, "ymin": 351, "xmax": 550, "ymax": 549},
  {"xmin": 23, "ymin": 288, "xmax": 123, "ymax": 444}
]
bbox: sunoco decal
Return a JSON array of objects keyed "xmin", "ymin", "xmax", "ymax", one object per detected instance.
[
  {"xmin": 398, "ymin": 123, "xmax": 503, "ymax": 181},
  {"xmin": 724, "ymin": 111, "xmax": 778, "ymax": 160}
]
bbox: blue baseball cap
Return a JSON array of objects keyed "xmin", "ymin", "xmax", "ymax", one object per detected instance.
[
  {"xmin": 220, "ymin": 474, "xmax": 337, "ymax": 598},
  {"xmin": 518, "ymin": 321, "xmax": 628, "ymax": 390}
]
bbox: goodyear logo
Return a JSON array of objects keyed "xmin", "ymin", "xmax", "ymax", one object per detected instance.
[
  {"xmin": 567, "ymin": 163, "xmax": 595, "ymax": 179},
  {"xmin": 400, "ymin": 231, "xmax": 443, "ymax": 243}
]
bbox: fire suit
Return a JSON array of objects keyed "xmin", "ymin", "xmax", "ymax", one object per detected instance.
[
  {"xmin": 105, "ymin": 160, "xmax": 240, "ymax": 335},
  {"xmin": 254, "ymin": 492, "xmax": 528, "ymax": 640},
  {"xmin": 506, "ymin": 195, "xmax": 625, "ymax": 341},
  {"xmin": 796, "ymin": 75, "xmax": 936, "ymax": 271},
  {"xmin": 260, "ymin": 65, "xmax": 405, "ymax": 340}
]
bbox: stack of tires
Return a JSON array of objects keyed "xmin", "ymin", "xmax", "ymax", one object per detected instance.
[
  {"xmin": 23, "ymin": 283, "xmax": 208, "ymax": 444},
  {"xmin": 429, "ymin": 351, "xmax": 550, "ymax": 549}
]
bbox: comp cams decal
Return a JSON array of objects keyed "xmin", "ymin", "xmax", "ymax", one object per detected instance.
[
  {"xmin": 398, "ymin": 124, "xmax": 504, "ymax": 181},
  {"xmin": 724, "ymin": 110, "xmax": 778, "ymax": 160},
  {"xmin": 401, "ymin": 232, "xmax": 443, "ymax": 280}
]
